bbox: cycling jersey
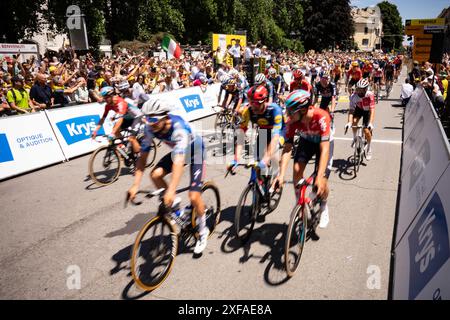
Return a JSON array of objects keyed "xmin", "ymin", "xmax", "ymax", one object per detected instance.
[
  {"xmin": 240, "ymin": 103, "xmax": 285, "ymax": 137},
  {"xmin": 349, "ymin": 91, "xmax": 375, "ymax": 112},
  {"xmin": 102, "ymin": 96, "xmax": 143, "ymax": 121},
  {"xmin": 290, "ymin": 79, "xmax": 313, "ymax": 94},
  {"xmin": 384, "ymin": 63, "xmax": 395, "ymax": 75},
  {"xmin": 347, "ymin": 68, "xmax": 362, "ymax": 81},
  {"xmin": 141, "ymin": 114, "xmax": 205, "ymax": 192},
  {"xmin": 285, "ymin": 107, "xmax": 331, "ymax": 144},
  {"xmin": 315, "ymin": 82, "xmax": 336, "ymax": 110},
  {"xmin": 372, "ymin": 69, "xmax": 383, "ymax": 78},
  {"xmin": 263, "ymin": 79, "xmax": 274, "ymax": 99}
]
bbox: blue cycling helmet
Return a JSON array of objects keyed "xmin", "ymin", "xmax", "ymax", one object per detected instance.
[
  {"xmin": 100, "ymin": 86, "xmax": 115, "ymax": 97},
  {"xmin": 285, "ymin": 89, "xmax": 311, "ymax": 113}
]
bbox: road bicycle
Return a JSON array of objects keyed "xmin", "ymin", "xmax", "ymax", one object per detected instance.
[
  {"xmin": 227, "ymin": 162, "xmax": 283, "ymax": 244},
  {"xmin": 345, "ymin": 125, "xmax": 371, "ymax": 175},
  {"xmin": 127, "ymin": 182, "xmax": 221, "ymax": 291},
  {"xmin": 284, "ymin": 172, "xmax": 322, "ymax": 277},
  {"xmin": 89, "ymin": 125, "xmax": 158, "ymax": 186}
]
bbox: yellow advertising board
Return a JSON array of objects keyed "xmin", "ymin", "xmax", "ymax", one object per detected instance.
[
  {"xmin": 212, "ymin": 34, "xmax": 247, "ymax": 52},
  {"xmin": 408, "ymin": 18, "xmax": 445, "ymax": 26}
]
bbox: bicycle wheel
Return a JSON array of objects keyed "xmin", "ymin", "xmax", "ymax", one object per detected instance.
[
  {"xmin": 191, "ymin": 181, "xmax": 221, "ymax": 239},
  {"xmin": 214, "ymin": 111, "xmax": 229, "ymax": 139},
  {"xmin": 145, "ymin": 138, "xmax": 157, "ymax": 168},
  {"xmin": 284, "ymin": 204, "xmax": 308, "ymax": 277},
  {"xmin": 353, "ymin": 142, "xmax": 361, "ymax": 174},
  {"xmin": 88, "ymin": 145, "xmax": 121, "ymax": 186},
  {"xmin": 131, "ymin": 215, "xmax": 178, "ymax": 291},
  {"xmin": 234, "ymin": 184, "xmax": 258, "ymax": 243}
]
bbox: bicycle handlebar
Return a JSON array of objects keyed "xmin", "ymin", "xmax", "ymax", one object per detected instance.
[{"xmin": 225, "ymin": 162, "xmax": 260, "ymax": 178}]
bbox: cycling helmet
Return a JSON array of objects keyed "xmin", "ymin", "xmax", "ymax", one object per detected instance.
[
  {"xmin": 373, "ymin": 63, "xmax": 379, "ymax": 70},
  {"xmin": 141, "ymin": 98, "xmax": 171, "ymax": 116},
  {"xmin": 254, "ymin": 73, "xmax": 266, "ymax": 85},
  {"xmin": 356, "ymin": 78, "xmax": 370, "ymax": 89},
  {"xmin": 219, "ymin": 74, "xmax": 231, "ymax": 84},
  {"xmin": 285, "ymin": 90, "xmax": 311, "ymax": 113},
  {"xmin": 293, "ymin": 69, "xmax": 303, "ymax": 80},
  {"xmin": 225, "ymin": 78, "xmax": 237, "ymax": 86},
  {"xmin": 100, "ymin": 86, "xmax": 115, "ymax": 97},
  {"xmin": 268, "ymin": 68, "xmax": 277, "ymax": 76},
  {"xmin": 116, "ymin": 80, "xmax": 130, "ymax": 92},
  {"xmin": 320, "ymin": 71, "xmax": 330, "ymax": 79},
  {"xmin": 247, "ymin": 85, "xmax": 269, "ymax": 104},
  {"xmin": 352, "ymin": 61, "xmax": 359, "ymax": 67}
]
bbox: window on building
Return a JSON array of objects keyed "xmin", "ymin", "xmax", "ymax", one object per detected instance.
[
  {"xmin": 46, "ymin": 32, "xmax": 55, "ymax": 43},
  {"xmin": 364, "ymin": 27, "xmax": 369, "ymax": 34},
  {"xmin": 362, "ymin": 39, "xmax": 369, "ymax": 46}
]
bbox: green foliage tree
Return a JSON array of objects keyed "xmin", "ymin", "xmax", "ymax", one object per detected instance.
[
  {"xmin": 0, "ymin": 0, "xmax": 45, "ymax": 43},
  {"xmin": 377, "ymin": 1, "xmax": 403, "ymax": 51},
  {"xmin": 302, "ymin": 0, "xmax": 354, "ymax": 51}
]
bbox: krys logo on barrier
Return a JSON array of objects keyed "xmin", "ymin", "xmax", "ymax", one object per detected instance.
[
  {"xmin": 56, "ymin": 115, "xmax": 104, "ymax": 145},
  {"xmin": 408, "ymin": 192, "xmax": 450, "ymax": 299},
  {"xmin": 0, "ymin": 133, "xmax": 14, "ymax": 163},
  {"xmin": 180, "ymin": 95, "xmax": 203, "ymax": 113}
]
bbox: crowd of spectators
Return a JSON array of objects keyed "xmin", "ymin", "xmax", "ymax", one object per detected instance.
[{"xmin": 1, "ymin": 39, "xmax": 449, "ymax": 126}]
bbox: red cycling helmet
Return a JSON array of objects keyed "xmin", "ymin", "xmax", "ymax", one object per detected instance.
[
  {"xmin": 293, "ymin": 69, "xmax": 303, "ymax": 80},
  {"xmin": 247, "ymin": 85, "xmax": 269, "ymax": 104}
]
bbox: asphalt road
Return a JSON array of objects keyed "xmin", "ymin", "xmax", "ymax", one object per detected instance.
[{"xmin": 0, "ymin": 71, "xmax": 406, "ymax": 300}]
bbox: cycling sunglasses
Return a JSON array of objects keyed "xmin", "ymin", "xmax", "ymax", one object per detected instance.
[{"xmin": 145, "ymin": 115, "xmax": 165, "ymax": 124}]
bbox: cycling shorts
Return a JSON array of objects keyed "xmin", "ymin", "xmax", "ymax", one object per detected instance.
[
  {"xmin": 153, "ymin": 136, "xmax": 205, "ymax": 192},
  {"xmin": 352, "ymin": 108, "xmax": 371, "ymax": 127},
  {"xmin": 349, "ymin": 78, "xmax": 360, "ymax": 87},
  {"xmin": 373, "ymin": 77, "xmax": 382, "ymax": 84},
  {"xmin": 121, "ymin": 116, "xmax": 143, "ymax": 136},
  {"xmin": 294, "ymin": 137, "xmax": 333, "ymax": 179}
]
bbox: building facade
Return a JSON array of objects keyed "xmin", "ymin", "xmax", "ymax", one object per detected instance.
[{"xmin": 352, "ymin": 7, "xmax": 383, "ymax": 52}]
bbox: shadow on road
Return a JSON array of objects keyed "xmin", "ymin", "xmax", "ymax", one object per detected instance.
[
  {"xmin": 84, "ymin": 167, "xmax": 134, "ymax": 190},
  {"xmin": 332, "ymin": 157, "xmax": 356, "ymax": 181},
  {"xmin": 105, "ymin": 213, "xmax": 150, "ymax": 238},
  {"xmin": 217, "ymin": 205, "xmax": 291, "ymax": 286}
]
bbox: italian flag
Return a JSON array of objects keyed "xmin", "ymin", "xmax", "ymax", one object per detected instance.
[{"xmin": 162, "ymin": 35, "xmax": 182, "ymax": 59}]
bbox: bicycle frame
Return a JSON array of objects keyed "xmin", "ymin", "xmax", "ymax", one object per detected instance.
[{"xmin": 296, "ymin": 174, "xmax": 316, "ymax": 206}]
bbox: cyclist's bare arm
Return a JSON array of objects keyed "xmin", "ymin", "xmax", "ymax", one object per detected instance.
[
  {"xmin": 278, "ymin": 142, "xmax": 293, "ymax": 180},
  {"xmin": 262, "ymin": 133, "xmax": 280, "ymax": 165},
  {"xmin": 330, "ymin": 96, "xmax": 336, "ymax": 113},
  {"xmin": 234, "ymin": 128, "xmax": 246, "ymax": 162},
  {"xmin": 316, "ymin": 141, "xmax": 330, "ymax": 199}
]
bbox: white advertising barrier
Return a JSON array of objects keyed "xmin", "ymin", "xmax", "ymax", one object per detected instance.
[
  {"xmin": 0, "ymin": 113, "xmax": 66, "ymax": 180},
  {"xmin": 393, "ymin": 164, "xmax": 450, "ymax": 300},
  {"xmin": 396, "ymin": 93, "xmax": 450, "ymax": 246},
  {"xmin": 150, "ymin": 84, "xmax": 219, "ymax": 122},
  {"xmin": 403, "ymin": 88, "xmax": 425, "ymax": 141},
  {"xmin": 45, "ymin": 103, "xmax": 115, "ymax": 160}
]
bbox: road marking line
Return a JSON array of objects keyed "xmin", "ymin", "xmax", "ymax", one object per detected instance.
[{"xmin": 333, "ymin": 137, "xmax": 402, "ymax": 144}]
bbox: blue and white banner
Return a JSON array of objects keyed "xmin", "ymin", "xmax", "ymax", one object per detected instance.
[
  {"xmin": 45, "ymin": 103, "xmax": 114, "ymax": 160},
  {"xmin": 0, "ymin": 113, "xmax": 66, "ymax": 180},
  {"xmin": 393, "ymin": 164, "xmax": 450, "ymax": 300}
]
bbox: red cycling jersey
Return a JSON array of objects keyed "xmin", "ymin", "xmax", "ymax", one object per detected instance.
[
  {"xmin": 290, "ymin": 79, "xmax": 313, "ymax": 94},
  {"xmin": 349, "ymin": 92, "xmax": 375, "ymax": 112},
  {"xmin": 286, "ymin": 107, "xmax": 331, "ymax": 144},
  {"xmin": 347, "ymin": 68, "xmax": 362, "ymax": 81},
  {"xmin": 102, "ymin": 96, "xmax": 129, "ymax": 118}
]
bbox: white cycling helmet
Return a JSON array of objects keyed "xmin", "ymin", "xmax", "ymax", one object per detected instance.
[
  {"xmin": 116, "ymin": 80, "xmax": 130, "ymax": 92},
  {"xmin": 356, "ymin": 78, "xmax": 370, "ymax": 89},
  {"xmin": 268, "ymin": 68, "xmax": 277, "ymax": 76},
  {"xmin": 254, "ymin": 73, "xmax": 266, "ymax": 85},
  {"xmin": 142, "ymin": 98, "xmax": 171, "ymax": 116}
]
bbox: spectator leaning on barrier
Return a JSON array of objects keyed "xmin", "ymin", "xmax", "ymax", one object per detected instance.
[
  {"xmin": 6, "ymin": 76, "xmax": 37, "ymax": 114},
  {"xmin": 74, "ymin": 77, "xmax": 90, "ymax": 104},
  {"xmin": 30, "ymin": 73, "xmax": 53, "ymax": 109},
  {"xmin": 400, "ymin": 78, "xmax": 414, "ymax": 107}
]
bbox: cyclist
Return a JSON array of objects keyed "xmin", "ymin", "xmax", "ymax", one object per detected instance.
[
  {"xmin": 220, "ymin": 77, "xmax": 244, "ymax": 113},
  {"xmin": 227, "ymin": 85, "xmax": 285, "ymax": 185},
  {"xmin": 362, "ymin": 60, "xmax": 373, "ymax": 79},
  {"xmin": 393, "ymin": 55, "xmax": 403, "ymax": 82},
  {"xmin": 127, "ymin": 99, "xmax": 210, "ymax": 254},
  {"xmin": 314, "ymin": 71, "xmax": 337, "ymax": 113},
  {"xmin": 371, "ymin": 63, "xmax": 384, "ymax": 101},
  {"xmin": 290, "ymin": 69, "xmax": 314, "ymax": 100},
  {"xmin": 347, "ymin": 61, "xmax": 362, "ymax": 95},
  {"xmin": 384, "ymin": 59, "xmax": 395, "ymax": 98},
  {"xmin": 331, "ymin": 63, "xmax": 342, "ymax": 95},
  {"xmin": 91, "ymin": 86, "xmax": 143, "ymax": 155},
  {"xmin": 272, "ymin": 89, "xmax": 332, "ymax": 229},
  {"xmin": 267, "ymin": 68, "xmax": 285, "ymax": 104},
  {"xmin": 344, "ymin": 78, "xmax": 375, "ymax": 160},
  {"xmin": 254, "ymin": 73, "xmax": 274, "ymax": 104}
]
